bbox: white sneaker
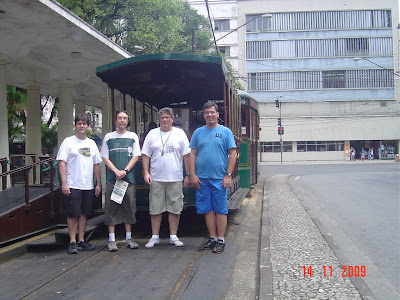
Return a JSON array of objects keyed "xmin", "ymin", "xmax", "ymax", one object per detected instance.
[
  {"xmin": 145, "ymin": 237, "xmax": 160, "ymax": 248},
  {"xmin": 170, "ymin": 238, "xmax": 184, "ymax": 247}
]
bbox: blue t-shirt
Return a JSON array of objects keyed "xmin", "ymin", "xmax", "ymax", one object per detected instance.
[{"xmin": 189, "ymin": 125, "xmax": 236, "ymax": 179}]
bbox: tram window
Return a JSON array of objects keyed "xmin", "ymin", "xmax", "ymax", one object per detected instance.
[{"xmin": 241, "ymin": 110, "xmax": 247, "ymax": 136}]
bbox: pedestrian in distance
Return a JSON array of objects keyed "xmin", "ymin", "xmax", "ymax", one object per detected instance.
[
  {"xmin": 140, "ymin": 121, "xmax": 158, "ymax": 147},
  {"xmin": 349, "ymin": 147, "xmax": 353, "ymax": 161},
  {"xmin": 370, "ymin": 148, "xmax": 374, "ymax": 160},
  {"xmin": 142, "ymin": 107, "xmax": 191, "ymax": 248},
  {"xmin": 40, "ymin": 148, "xmax": 50, "ymax": 177},
  {"xmin": 350, "ymin": 147, "xmax": 356, "ymax": 161},
  {"xmin": 56, "ymin": 113, "xmax": 102, "ymax": 254},
  {"xmin": 100, "ymin": 111, "xmax": 141, "ymax": 252},
  {"xmin": 189, "ymin": 101, "xmax": 237, "ymax": 254},
  {"xmin": 40, "ymin": 148, "xmax": 49, "ymax": 158},
  {"xmin": 173, "ymin": 116, "xmax": 191, "ymax": 140}
]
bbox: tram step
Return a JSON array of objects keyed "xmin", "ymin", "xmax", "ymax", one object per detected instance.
[
  {"xmin": 27, "ymin": 215, "xmax": 105, "ymax": 250},
  {"xmin": 228, "ymin": 187, "xmax": 250, "ymax": 213},
  {"xmin": 55, "ymin": 215, "xmax": 106, "ymax": 244}
]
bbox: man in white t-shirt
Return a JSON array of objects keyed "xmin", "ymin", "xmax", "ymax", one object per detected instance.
[
  {"xmin": 57, "ymin": 113, "xmax": 102, "ymax": 254},
  {"xmin": 142, "ymin": 107, "xmax": 191, "ymax": 248}
]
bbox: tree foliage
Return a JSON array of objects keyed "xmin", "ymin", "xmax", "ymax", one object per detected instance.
[
  {"xmin": 56, "ymin": 0, "xmax": 213, "ymax": 55},
  {"xmin": 41, "ymin": 122, "xmax": 58, "ymax": 154},
  {"xmin": 7, "ymin": 86, "xmax": 26, "ymax": 146},
  {"xmin": 7, "ymin": 87, "xmax": 59, "ymax": 154},
  {"xmin": 56, "ymin": 0, "xmax": 244, "ymax": 89}
]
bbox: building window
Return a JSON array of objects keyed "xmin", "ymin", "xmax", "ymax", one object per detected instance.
[
  {"xmin": 218, "ymin": 46, "xmax": 230, "ymax": 57},
  {"xmin": 347, "ymin": 69, "xmax": 394, "ymax": 88},
  {"xmin": 322, "ymin": 70, "xmax": 346, "ymax": 88},
  {"xmin": 246, "ymin": 14, "xmax": 272, "ymax": 32},
  {"xmin": 294, "ymin": 71, "xmax": 321, "ymax": 89},
  {"xmin": 246, "ymin": 38, "xmax": 391, "ymax": 59},
  {"xmin": 346, "ymin": 38, "xmax": 369, "ymax": 56},
  {"xmin": 297, "ymin": 141, "xmax": 344, "ymax": 152},
  {"xmin": 248, "ymin": 69, "xmax": 394, "ymax": 91},
  {"xmin": 261, "ymin": 142, "xmax": 292, "ymax": 152},
  {"xmin": 249, "ymin": 10, "xmax": 391, "ymax": 32},
  {"xmin": 246, "ymin": 41, "xmax": 272, "ymax": 59},
  {"xmin": 215, "ymin": 19, "xmax": 230, "ymax": 31}
]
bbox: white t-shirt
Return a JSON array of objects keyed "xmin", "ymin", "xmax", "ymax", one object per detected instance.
[
  {"xmin": 141, "ymin": 127, "xmax": 190, "ymax": 182},
  {"xmin": 56, "ymin": 135, "xmax": 102, "ymax": 190}
]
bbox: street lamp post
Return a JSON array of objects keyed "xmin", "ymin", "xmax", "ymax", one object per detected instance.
[
  {"xmin": 353, "ymin": 57, "xmax": 400, "ymax": 77},
  {"xmin": 279, "ymin": 102, "xmax": 283, "ymax": 165},
  {"xmin": 275, "ymin": 98, "xmax": 283, "ymax": 164}
]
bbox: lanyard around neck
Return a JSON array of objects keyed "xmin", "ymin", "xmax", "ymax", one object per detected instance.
[{"xmin": 160, "ymin": 128, "xmax": 172, "ymax": 156}]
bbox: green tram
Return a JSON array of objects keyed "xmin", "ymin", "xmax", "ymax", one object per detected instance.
[
  {"xmin": 238, "ymin": 90, "xmax": 260, "ymax": 188},
  {"xmin": 96, "ymin": 53, "xmax": 259, "ymax": 212}
]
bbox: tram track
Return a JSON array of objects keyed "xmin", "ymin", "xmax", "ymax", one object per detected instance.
[{"xmin": 20, "ymin": 245, "xmax": 107, "ymax": 300}]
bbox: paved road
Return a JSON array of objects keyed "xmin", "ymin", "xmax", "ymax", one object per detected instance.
[{"xmin": 261, "ymin": 162, "xmax": 400, "ymax": 299}]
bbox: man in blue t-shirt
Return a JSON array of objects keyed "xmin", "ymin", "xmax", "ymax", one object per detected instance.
[{"xmin": 189, "ymin": 101, "xmax": 237, "ymax": 253}]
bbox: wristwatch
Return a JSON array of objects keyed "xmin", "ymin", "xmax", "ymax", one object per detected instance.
[
  {"xmin": 124, "ymin": 168, "xmax": 129, "ymax": 173},
  {"xmin": 226, "ymin": 172, "xmax": 232, "ymax": 177}
]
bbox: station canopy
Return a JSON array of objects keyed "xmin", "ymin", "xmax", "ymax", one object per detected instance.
[
  {"xmin": 96, "ymin": 53, "xmax": 228, "ymax": 110},
  {"xmin": 0, "ymin": 0, "xmax": 131, "ymax": 107}
]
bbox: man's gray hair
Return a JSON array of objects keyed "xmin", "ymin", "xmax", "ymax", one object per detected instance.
[{"xmin": 158, "ymin": 107, "xmax": 174, "ymax": 119}]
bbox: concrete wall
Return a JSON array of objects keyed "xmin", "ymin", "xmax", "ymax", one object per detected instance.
[{"xmin": 259, "ymin": 101, "xmax": 400, "ymax": 142}]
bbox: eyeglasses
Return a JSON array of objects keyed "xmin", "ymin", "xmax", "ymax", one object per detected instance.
[
  {"xmin": 203, "ymin": 111, "xmax": 217, "ymax": 115},
  {"xmin": 159, "ymin": 116, "xmax": 172, "ymax": 120}
]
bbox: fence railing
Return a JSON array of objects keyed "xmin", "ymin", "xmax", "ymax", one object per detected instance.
[{"xmin": 0, "ymin": 156, "xmax": 57, "ymax": 209}]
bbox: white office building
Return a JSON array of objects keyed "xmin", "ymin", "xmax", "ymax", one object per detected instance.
[{"xmin": 188, "ymin": 0, "xmax": 400, "ymax": 161}]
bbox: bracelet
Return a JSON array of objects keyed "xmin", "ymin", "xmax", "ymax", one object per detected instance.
[{"xmin": 186, "ymin": 174, "xmax": 190, "ymax": 177}]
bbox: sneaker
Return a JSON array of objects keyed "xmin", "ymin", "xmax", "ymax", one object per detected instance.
[
  {"xmin": 145, "ymin": 237, "xmax": 160, "ymax": 248},
  {"xmin": 68, "ymin": 242, "xmax": 78, "ymax": 254},
  {"xmin": 77, "ymin": 241, "xmax": 95, "ymax": 250},
  {"xmin": 108, "ymin": 241, "xmax": 118, "ymax": 252},
  {"xmin": 170, "ymin": 238, "xmax": 184, "ymax": 247},
  {"xmin": 125, "ymin": 239, "xmax": 139, "ymax": 249},
  {"xmin": 212, "ymin": 241, "xmax": 225, "ymax": 253},
  {"xmin": 200, "ymin": 238, "xmax": 216, "ymax": 250}
]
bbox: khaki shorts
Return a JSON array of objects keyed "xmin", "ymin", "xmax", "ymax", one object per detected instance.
[
  {"xmin": 149, "ymin": 181, "xmax": 183, "ymax": 215},
  {"xmin": 105, "ymin": 182, "xmax": 136, "ymax": 226}
]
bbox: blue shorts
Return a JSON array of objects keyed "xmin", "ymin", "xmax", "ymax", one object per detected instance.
[{"xmin": 195, "ymin": 178, "xmax": 228, "ymax": 215}]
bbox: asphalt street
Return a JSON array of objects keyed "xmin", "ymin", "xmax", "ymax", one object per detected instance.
[{"xmin": 260, "ymin": 161, "xmax": 400, "ymax": 300}]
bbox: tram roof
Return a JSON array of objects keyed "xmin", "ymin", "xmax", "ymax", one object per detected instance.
[
  {"xmin": 96, "ymin": 53, "xmax": 228, "ymax": 109},
  {"xmin": 238, "ymin": 90, "xmax": 259, "ymax": 110}
]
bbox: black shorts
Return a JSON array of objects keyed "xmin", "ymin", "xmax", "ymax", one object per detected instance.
[{"xmin": 64, "ymin": 188, "xmax": 94, "ymax": 217}]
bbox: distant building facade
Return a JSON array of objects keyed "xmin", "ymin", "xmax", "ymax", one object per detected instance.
[{"xmin": 188, "ymin": 0, "xmax": 400, "ymax": 161}]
